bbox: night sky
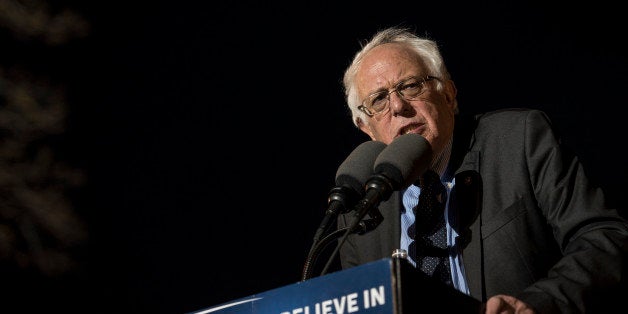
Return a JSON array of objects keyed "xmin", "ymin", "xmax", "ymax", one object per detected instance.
[{"xmin": 3, "ymin": 1, "xmax": 627, "ymax": 313}]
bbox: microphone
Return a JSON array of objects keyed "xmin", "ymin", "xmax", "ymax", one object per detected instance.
[
  {"xmin": 352, "ymin": 133, "xmax": 433, "ymax": 223},
  {"xmin": 310, "ymin": 140, "xmax": 387, "ymax": 247},
  {"xmin": 302, "ymin": 140, "xmax": 386, "ymax": 280},
  {"xmin": 317, "ymin": 133, "xmax": 433, "ymax": 277}
]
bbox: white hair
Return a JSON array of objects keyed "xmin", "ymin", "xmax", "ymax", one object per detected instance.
[{"xmin": 342, "ymin": 27, "xmax": 457, "ymax": 127}]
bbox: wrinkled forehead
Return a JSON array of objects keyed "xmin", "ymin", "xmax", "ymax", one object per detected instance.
[{"xmin": 356, "ymin": 43, "xmax": 427, "ymax": 96}]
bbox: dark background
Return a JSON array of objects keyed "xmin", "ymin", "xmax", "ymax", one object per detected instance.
[{"xmin": 2, "ymin": 1, "xmax": 627, "ymax": 313}]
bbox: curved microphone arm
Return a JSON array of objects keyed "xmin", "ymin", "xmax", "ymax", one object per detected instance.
[{"xmin": 301, "ymin": 216, "xmax": 383, "ymax": 281}]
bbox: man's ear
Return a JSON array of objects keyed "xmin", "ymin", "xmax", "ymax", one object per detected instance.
[{"xmin": 445, "ymin": 79, "xmax": 458, "ymax": 107}]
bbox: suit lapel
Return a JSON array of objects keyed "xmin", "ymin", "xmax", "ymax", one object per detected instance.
[
  {"xmin": 452, "ymin": 160, "xmax": 483, "ymax": 300},
  {"xmin": 448, "ymin": 114, "xmax": 484, "ymax": 300}
]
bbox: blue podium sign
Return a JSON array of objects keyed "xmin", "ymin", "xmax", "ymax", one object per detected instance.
[{"xmin": 189, "ymin": 257, "xmax": 482, "ymax": 314}]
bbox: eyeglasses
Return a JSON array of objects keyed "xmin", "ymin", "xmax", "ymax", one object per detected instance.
[{"xmin": 358, "ymin": 76, "xmax": 440, "ymax": 117}]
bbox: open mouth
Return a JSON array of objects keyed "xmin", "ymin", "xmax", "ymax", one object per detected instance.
[{"xmin": 398, "ymin": 123, "xmax": 424, "ymax": 137}]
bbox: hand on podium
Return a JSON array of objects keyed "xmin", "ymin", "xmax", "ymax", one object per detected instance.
[{"xmin": 485, "ymin": 295, "xmax": 535, "ymax": 314}]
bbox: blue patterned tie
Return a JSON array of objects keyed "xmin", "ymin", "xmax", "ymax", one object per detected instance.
[{"xmin": 407, "ymin": 170, "xmax": 452, "ymax": 286}]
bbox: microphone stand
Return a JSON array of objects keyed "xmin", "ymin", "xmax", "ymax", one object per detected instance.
[{"xmin": 301, "ymin": 208, "xmax": 384, "ymax": 281}]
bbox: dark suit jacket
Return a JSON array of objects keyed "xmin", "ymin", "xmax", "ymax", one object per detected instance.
[{"xmin": 338, "ymin": 108, "xmax": 628, "ymax": 313}]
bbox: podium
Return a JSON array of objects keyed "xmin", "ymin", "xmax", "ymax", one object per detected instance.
[{"xmin": 189, "ymin": 258, "xmax": 483, "ymax": 313}]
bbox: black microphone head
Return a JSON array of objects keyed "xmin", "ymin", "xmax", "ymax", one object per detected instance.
[
  {"xmin": 373, "ymin": 133, "xmax": 432, "ymax": 189},
  {"xmin": 335, "ymin": 140, "xmax": 387, "ymax": 197}
]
